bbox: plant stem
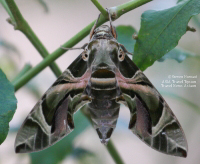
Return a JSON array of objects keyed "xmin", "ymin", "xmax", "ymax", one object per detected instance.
[
  {"xmin": 13, "ymin": 0, "xmax": 152, "ymax": 91},
  {"xmin": 5, "ymin": 0, "xmax": 62, "ymax": 77},
  {"xmin": 0, "ymin": 0, "xmax": 15, "ymax": 21},
  {"xmin": 107, "ymin": 141, "xmax": 124, "ymax": 164},
  {"xmin": 91, "ymin": 0, "xmax": 107, "ymax": 17},
  {"xmin": 110, "ymin": 0, "xmax": 152, "ymax": 19}
]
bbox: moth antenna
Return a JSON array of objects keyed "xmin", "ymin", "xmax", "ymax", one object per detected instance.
[
  {"xmin": 90, "ymin": 14, "xmax": 101, "ymax": 40},
  {"xmin": 61, "ymin": 47, "xmax": 83, "ymax": 50},
  {"xmin": 119, "ymin": 44, "xmax": 133, "ymax": 56},
  {"xmin": 61, "ymin": 43, "xmax": 88, "ymax": 51},
  {"xmin": 106, "ymin": 8, "xmax": 117, "ymax": 39},
  {"xmin": 126, "ymin": 52, "xmax": 134, "ymax": 56}
]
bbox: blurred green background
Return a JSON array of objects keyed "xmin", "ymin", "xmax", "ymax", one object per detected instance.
[{"xmin": 0, "ymin": 0, "xmax": 200, "ymax": 164}]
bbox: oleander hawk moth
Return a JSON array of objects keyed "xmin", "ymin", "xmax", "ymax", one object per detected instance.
[{"xmin": 15, "ymin": 12, "xmax": 187, "ymax": 157}]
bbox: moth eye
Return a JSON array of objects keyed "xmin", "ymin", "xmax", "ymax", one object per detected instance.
[
  {"xmin": 82, "ymin": 52, "xmax": 89, "ymax": 61},
  {"xmin": 118, "ymin": 49, "xmax": 125, "ymax": 61}
]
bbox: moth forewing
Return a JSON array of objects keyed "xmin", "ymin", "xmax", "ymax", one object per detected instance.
[
  {"xmin": 116, "ymin": 59, "xmax": 187, "ymax": 157},
  {"xmin": 15, "ymin": 55, "xmax": 90, "ymax": 153}
]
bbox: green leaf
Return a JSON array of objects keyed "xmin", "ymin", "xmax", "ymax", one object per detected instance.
[
  {"xmin": 134, "ymin": 0, "xmax": 200, "ymax": 71},
  {"xmin": 0, "ymin": 69, "xmax": 17, "ymax": 144},
  {"xmin": 30, "ymin": 111, "xmax": 90, "ymax": 164},
  {"xmin": 71, "ymin": 147, "xmax": 94, "ymax": 158},
  {"xmin": 70, "ymin": 147, "xmax": 100, "ymax": 164},
  {"xmin": 177, "ymin": 0, "xmax": 183, "ymax": 3},
  {"xmin": 116, "ymin": 25, "xmax": 137, "ymax": 53},
  {"xmin": 158, "ymin": 47, "xmax": 200, "ymax": 62}
]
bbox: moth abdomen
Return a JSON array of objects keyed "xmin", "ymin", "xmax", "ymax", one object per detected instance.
[
  {"xmin": 89, "ymin": 105, "xmax": 120, "ymax": 145},
  {"xmin": 89, "ymin": 98, "xmax": 119, "ymax": 109}
]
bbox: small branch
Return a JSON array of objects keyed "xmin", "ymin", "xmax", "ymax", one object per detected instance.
[
  {"xmin": 91, "ymin": 0, "xmax": 107, "ymax": 17},
  {"xmin": 110, "ymin": 0, "xmax": 152, "ymax": 20},
  {"xmin": 132, "ymin": 32, "xmax": 138, "ymax": 40},
  {"xmin": 187, "ymin": 25, "xmax": 196, "ymax": 32},
  {"xmin": 13, "ymin": 0, "xmax": 152, "ymax": 91},
  {"xmin": 5, "ymin": 0, "xmax": 62, "ymax": 77},
  {"xmin": 0, "ymin": 0, "xmax": 15, "ymax": 22},
  {"xmin": 107, "ymin": 141, "xmax": 124, "ymax": 164}
]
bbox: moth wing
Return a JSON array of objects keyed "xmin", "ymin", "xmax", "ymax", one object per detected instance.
[
  {"xmin": 117, "ymin": 55, "xmax": 187, "ymax": 157},
  {"xmin": 15, "ymin": 55, "xmax": 90, "ymax": 153}
]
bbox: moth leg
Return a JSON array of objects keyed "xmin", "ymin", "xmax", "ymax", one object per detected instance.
[
  {"xmin": 90, "ymin": 13, "xmax": 101, "ymax": 39},
  {"xmin": 107, "ymin": 9, "xmax": 117, "ymax": 39},
  {"xmin": 60, "ymin": 43, "xmax": 88, "ymax": 51}
]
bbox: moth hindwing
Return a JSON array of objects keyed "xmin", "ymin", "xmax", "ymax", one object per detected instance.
[{"xmin": 15, "ymin": 12, "xmax": 187, "ymax": 157}]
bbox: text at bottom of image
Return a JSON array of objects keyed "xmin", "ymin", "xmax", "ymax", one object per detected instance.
[{"xmin": 161, "ymin": 75, "xmax": 197, "ymax": 88}]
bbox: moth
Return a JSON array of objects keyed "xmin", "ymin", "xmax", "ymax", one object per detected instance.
[{"xmin": 15, "ymin": 12, "xmax": 187, "ymax": 157}]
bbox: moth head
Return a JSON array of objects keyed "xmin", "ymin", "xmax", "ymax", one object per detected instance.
[
  {"xmin": 85, "ymin": 40, "xmax": 132, "ymax": 68},
  {"xmin": 84, "ymin": 40, "xmax": 118, "ymax": 74},
  {"xmin": 80, "ymin": 40, "xmax": 133, "ymax": 79}
]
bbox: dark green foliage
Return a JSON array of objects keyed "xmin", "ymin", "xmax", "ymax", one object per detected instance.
[
  {"xmin": 158, "ymin": 48, "xmax": 200, "ymax": 63},
  {"xmin": 134, "ymin": 0, "xmax": 200, "ymax": 70},
  {"xmin": 0, "ymin": 69, "xmax": 17, "ymax": 144},
  {"xmin": 116, "ymin": 25, "xmax": 137, "ymax": 53}
]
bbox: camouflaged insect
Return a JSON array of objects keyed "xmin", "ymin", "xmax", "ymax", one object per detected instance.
[{"xmin": 15, "ymin": 13, "xmax": 187, "ymax": 157}]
